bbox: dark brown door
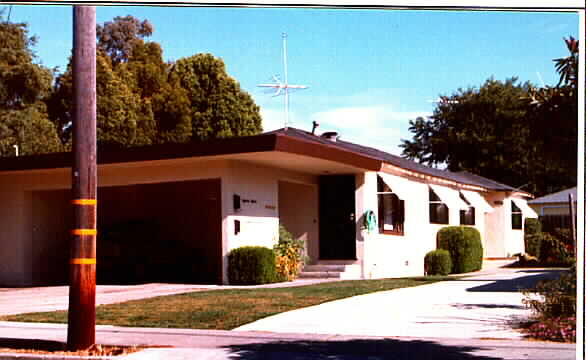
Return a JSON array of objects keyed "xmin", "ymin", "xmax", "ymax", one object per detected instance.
[{"xmin": 319, "ymin": 175, "xmax": 356, "ymax": 260}]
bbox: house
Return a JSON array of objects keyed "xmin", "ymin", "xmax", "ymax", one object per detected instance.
[
  {"xmin": 0, "ymin": 127, "xmax": 537, "ymax": 286},
  {"xmin": 528, "ymin": 187, "xmax": 577, "ymax": 216}
]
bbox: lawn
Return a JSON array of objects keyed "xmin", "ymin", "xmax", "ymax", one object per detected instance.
[{"xmin": 0, "ymin": 276, "xmax": 452, "ymax": 330}]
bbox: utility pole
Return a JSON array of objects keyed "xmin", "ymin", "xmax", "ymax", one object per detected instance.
[
  {"xmin": 568, "ymin": 193, "xmax": 577, "ymax": 258},
  {"xmin": 67, "ymin": 6, "xmax": 97, "ymax": 351}
]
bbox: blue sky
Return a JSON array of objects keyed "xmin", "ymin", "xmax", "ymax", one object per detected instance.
[{"xmin": 5, "ymin": 5, "xmax": 580, "ymax": 155}]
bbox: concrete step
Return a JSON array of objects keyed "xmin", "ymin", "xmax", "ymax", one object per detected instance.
[
  {"xmin": 303, "ymin": 264, "xmax": 347, "ymax": 272},
  {"xmin": 298, "ymin": 271, "xmax": 342, "ymax": 279},
  {"xmin": 299, "ymin": 263, "xmax": 361, "ymax": 280}
]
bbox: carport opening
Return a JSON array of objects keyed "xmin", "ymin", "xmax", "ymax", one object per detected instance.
[{"xmin": 32, "ymin": 178, "xmax": 222, "ymax": 286}]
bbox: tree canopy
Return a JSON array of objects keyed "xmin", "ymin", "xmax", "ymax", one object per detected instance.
[
  {"xmin": 0, "ymin": 11, "xmax": 62, "ymax": 156},
  {"xmin": 46, "ymin": 15, "xmax": 262, "ymax": 149},
  {"xmin": 400, "ymin": 37, "xmax": 578, "ymax": 196}
]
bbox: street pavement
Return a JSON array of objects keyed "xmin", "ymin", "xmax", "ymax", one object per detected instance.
[{"xmin": 0, "ymin": 321, "xmax": 576, "ymax": 360}]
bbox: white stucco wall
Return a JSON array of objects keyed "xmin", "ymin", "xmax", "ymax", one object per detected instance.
[
  {"xmin": 0, "ymin": 156, "xmax": 321, "ymax": 286},
  {"xmin": 358, "ymin": 172, "xmax": 435, "ymax": 279},
  {"xmin": 358, "ymin": 172, "xmax": 501, "ymax": 279},
  {"xmin": 221, "ymin": 161, "xmax": 318, "ymax": 283},
  {"xmin": 278, "ymin": 181, "xmax": 319, "ymax": 264}
]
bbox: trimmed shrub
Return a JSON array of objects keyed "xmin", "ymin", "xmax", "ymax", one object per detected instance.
[
  {"xmin": 274, "ymin": 225, "xmax": 307, "ymax": 281},
  {"xmin": 228, "ymin": 246, "xmax": 278, "ymax": 285},
  {"xmin": 424, "ymin": 249, "xmax": 452, "ymax": 275},
  {"xmin": 524, "ymin": 218, "xmax": 543, "ymax": 259},
  {"xmin": 437, "ymin": 226, "xmax": 483, "ymax": 274}
]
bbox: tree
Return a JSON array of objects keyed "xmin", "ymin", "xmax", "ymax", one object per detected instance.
[
  {"xmin": 0, "ymin": 12, "xmax": 62, "ymax": 156},
  {"xmin": 401, "ymin": 78, "xmax": 536, "ymax": 191},
  {"xmin": 48, "ymin": 16, "xmax": 262, "ymax": 148},
  {"xmin": 525, "ymin": 37, "xmax": 579, "ymax": 194},
  {"xmin": 96, "ymin": 15, "xmax": 153, "ymax": 65},
  {"xmin": 49, "ymin": 53, "xmax": 156, "ymax": 148},
  {"xmin": 400, "ymin": 37, "xmax": 578, "ymax": 196},
  {"xmin": 170, "ymin": 53, "xmax": 263, "ymax": 141}
]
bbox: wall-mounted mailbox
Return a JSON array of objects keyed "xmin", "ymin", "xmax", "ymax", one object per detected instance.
[
  {"xmin": 234, "ymin": 219, "xmax": 241, "ymax": 235},
  {"xmin": 233, "ymin": 194, "xmax": 241, "ymax": 211}
]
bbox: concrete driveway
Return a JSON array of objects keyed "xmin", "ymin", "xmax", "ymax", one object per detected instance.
[{"xmin": 234, "ymin": 266, "xmax": 564, "ymax": 340}]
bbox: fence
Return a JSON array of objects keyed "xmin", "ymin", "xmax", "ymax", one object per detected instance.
[{"xmin": 539, "ymin": 214, "xmax": 575, "ymax": 233}]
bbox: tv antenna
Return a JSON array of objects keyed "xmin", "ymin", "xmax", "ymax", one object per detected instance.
[{"xmin": 257, "ymin": 33, "xmax": 308, "ymax": 129}]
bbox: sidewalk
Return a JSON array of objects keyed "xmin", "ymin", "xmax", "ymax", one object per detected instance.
[{"xmin": 0, "ymin": 279, "xmax": 335, "ymax": 316}]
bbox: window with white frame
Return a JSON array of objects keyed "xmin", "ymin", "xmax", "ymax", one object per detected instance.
[
  {"xmin": 429, "ymin": 187, "xmax": 449, "ymax": 224},
  {"xmin": 511, "ymin": 201, "xmax": 522, "ymax": 229},
  {"xmin": 377, "ymin": 175, "xmax": 405, "ymax": 235},
  {"xmin": 459, "ymin": 193, "xmax": 475, "ymax": 225}
]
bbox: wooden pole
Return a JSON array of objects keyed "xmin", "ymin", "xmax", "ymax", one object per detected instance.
[
  {"xmin": 67, "ymin": 6, "xmax": 97, "ymax": 351},
  {"xmin": 568, "ymin": 193, "xmax": 577, "ymax": 259}
]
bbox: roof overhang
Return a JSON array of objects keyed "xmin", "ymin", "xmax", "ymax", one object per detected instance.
[{"xmin": 0, "ymin": 132, "xmax": 382, "ymax": 176}]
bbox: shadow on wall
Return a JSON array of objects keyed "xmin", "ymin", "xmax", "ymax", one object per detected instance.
[
  {"xmin": 465, "ymin": 270, "xmax": 566, "ymax": 293},
  {"xmin": 222, "ymin": 339, "xmax": 500, "ymax": 360}
]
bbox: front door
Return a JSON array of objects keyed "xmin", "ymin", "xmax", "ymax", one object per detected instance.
[{"xmin": 319, "ymin": 175, "xmax": 356, "ymax": 260}]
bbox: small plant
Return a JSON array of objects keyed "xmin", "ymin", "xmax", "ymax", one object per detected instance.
[
  {"xmin": 540, "ymin": 231, "xmax": 573, "ymax": 265},
  {"xmin": 437, "ymin": 226, "xmax": 483, "ymax": 274},
  {"xmin": 274, "ymin": 225, "xmax": 307, "ymax": 281},
  {"xmin": 424, "ymin": 249, "xmax": 452, "ymax": 275},
  {"xmin": 228, "ymin": 246, "xmax": 278, "ymax": 285}
]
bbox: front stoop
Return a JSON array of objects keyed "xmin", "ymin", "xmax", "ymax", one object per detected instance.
[{"xmin": 299, "ymin": 262, "xmax": 361, "ymax": 280}]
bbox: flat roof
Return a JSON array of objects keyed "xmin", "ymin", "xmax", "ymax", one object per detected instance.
[{"xmin": 0, "ymin": 127, "xmax": 526, "ymax": 194}]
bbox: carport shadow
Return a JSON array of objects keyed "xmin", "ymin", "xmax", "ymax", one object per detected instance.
[
  {"xmin": 465, "ymin": 269, "xmax": 565, "ymax": 293},
  {"xmin": 223, "ymin": 339, "xmax": 501, "ymax": 360}
]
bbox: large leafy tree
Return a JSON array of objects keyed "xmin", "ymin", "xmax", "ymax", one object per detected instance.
[
  {"xmin": 169, "ymin": 53, "xmax": 263, "ymax": 141},
  {"xmin": 96, "ymin": 15, "xmax": 153, "ymax": 65},
  {"xmin": 48, "ymin": 53, "xmax": 157, "ymax": 148},
  {"xmin": 401, "ymin": 78, "xmax": 535, "ymax": 191},
  {"xmin": 525, "ymin": 37, "xmax": 579, "ymax": 194},
  {"xmin": 400, "ymin": 38, "xmax": 578, "ymax": 196},
  {"xmin": 49, "ymin": 15, "xmax": 262, "ymax": 148},
  {"xmin": 0, "ymin": 12, "xmax": 61, "ymax": 156}
]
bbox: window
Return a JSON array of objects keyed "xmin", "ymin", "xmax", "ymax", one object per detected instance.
[
  {"xmin": 429, "ymin": 188, "xmax": 449, "ymax": 224},
  {"xmin": 511, "ymin": 201, "xmax": 522, "ymax": 230},
  {"xmin": 459, "ymin": 193, "xmax": 475, "ymax": 225},
  {"xmin": 377, "ymin": 176, "xmax": 405, "ymax": 235}
]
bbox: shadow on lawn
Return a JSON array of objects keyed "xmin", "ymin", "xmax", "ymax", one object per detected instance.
[
  {"xmin": 465, "ymin": 270, "xmax": 565, "ymax": 293},
  {"xmin": 223, "ymin": 338, "xmax": 501, "ymax": 360}
]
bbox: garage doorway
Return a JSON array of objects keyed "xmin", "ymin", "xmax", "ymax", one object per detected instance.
[{"xmin": 97, "ymin": 179, "xmax": 222, "ymax": 284}]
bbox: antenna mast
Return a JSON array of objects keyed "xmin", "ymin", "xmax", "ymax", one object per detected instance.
[
  {"xmin": 257, "ymin": 33, "xmax": 308, "ymax": 129},
  {"xmin": 283, "ymin": 33, "xmax": 289, "ymax": 128}
]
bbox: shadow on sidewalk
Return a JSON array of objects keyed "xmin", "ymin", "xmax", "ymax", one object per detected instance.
[
  {"xmin": 223, "ymin": 338, "xmax": 500, "ymax": 360},
  {"xmin": 465, "ymin": 270, "xmax": 565, "ymax": 293}
]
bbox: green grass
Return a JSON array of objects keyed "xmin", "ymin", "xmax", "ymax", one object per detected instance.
[{"xmin": 0, "ymin": 276, "xmax": 454, "ymax": 330}]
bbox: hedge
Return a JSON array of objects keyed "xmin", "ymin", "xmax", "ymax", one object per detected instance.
[
  {"xmin": 228, "ymin": 246, "xmax": 278, "ymax": 285},
  {"xmin": 437, "ymin": 226, "xmax": 483, "ymax": 274},
  {"xmin": 524, "ymin": 218, "xmax": 543, "ymax": 259},
  {"xmin": 424, "ymin": 249, "xmax": 452, "ymax": 275}
]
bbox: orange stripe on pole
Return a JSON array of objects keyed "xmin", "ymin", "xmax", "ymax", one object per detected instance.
[
  {"xmin": 70, "ymin": 258, "xmax": 96, "ymax": 265},
  {"xmin": 71, "ymin": 199, "xmax": 97, "ymax": 205},
  {"xmin": 71, "ymin": 229, "xmax": 97, "ymax": 236}
]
